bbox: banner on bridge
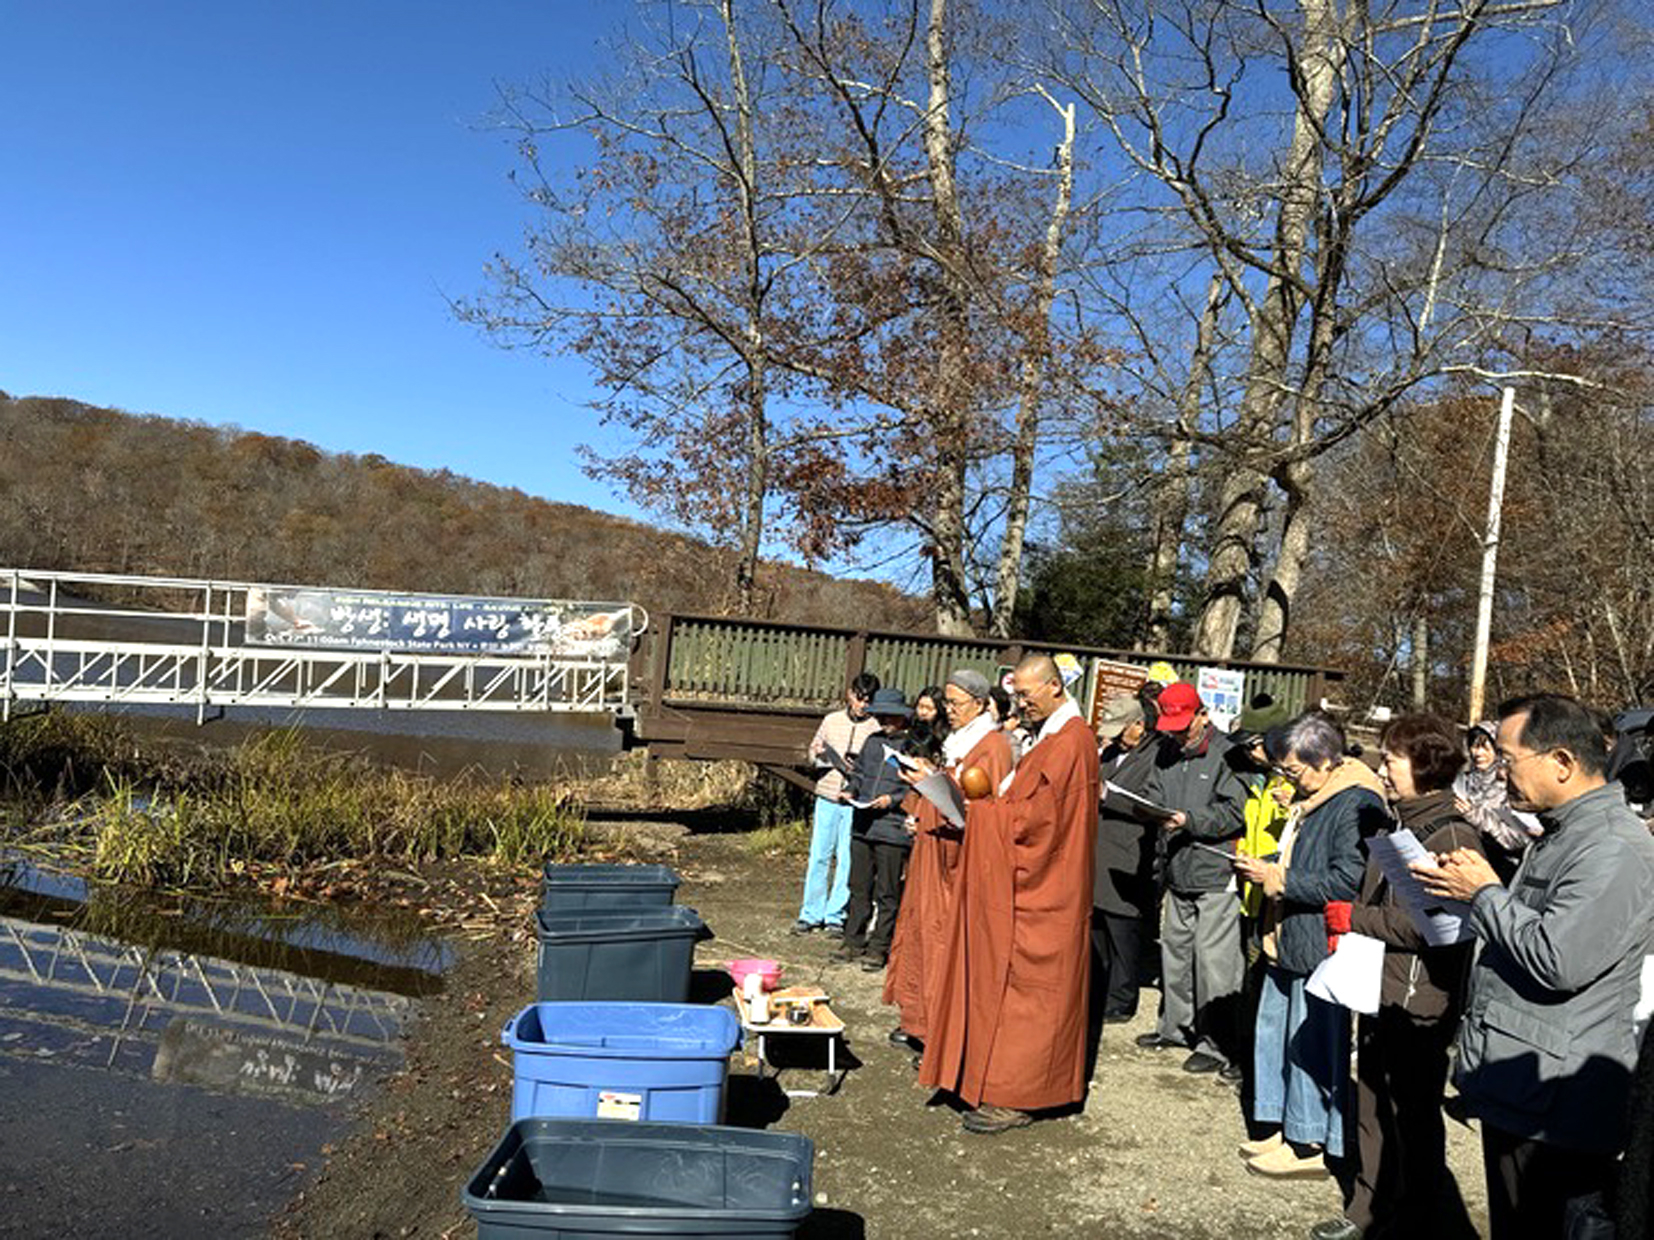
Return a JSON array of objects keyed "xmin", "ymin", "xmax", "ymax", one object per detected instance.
[{"xmin": 244, "ymin": 587, "xmax": 632, "ymax": 659}]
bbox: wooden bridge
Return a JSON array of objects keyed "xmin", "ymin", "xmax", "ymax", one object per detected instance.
[{"xmin": 625, "ymin": 612, "xmax": 1345, "ymax": 791}]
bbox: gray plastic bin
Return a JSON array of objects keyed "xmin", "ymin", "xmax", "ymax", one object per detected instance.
[
  {"xmin": 541, "ymin": 864, "xmax": 681, "ymax": 916},
  {"xmin": 463, "ymin": 1118, "xmax": 814, "ymax": 1239},
  {"xmin": 534, "ymin": 907, "xmax": 707, "ymax": 1003}
]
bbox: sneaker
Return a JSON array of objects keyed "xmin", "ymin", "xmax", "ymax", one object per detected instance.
[
  {"xmin": 1182, "ymin": 1051, "xmax": 1225, "ymax": 1074},
  {"xmin": 1246, "ymin": 1143, "xmax": 1330, "ymax": 1180},
  {"xmin": 788, "ymin": 920, "xmax": 823, "ymax": 936},
  {"xmin": 1237, "ymin": 1132, "xmax": 1283, "ymax": 1159},
  {"xmin": 1134, "ymin": 1031, "xmax": 1184, "ymax": 1050},
  {"xmin": 1309, "ymin": 1220, "xmax": 1362, "ymax": 1240},
  {"xmin": 961, "ymin": 1104, "xmax": 1033, "ymax": 1135}
]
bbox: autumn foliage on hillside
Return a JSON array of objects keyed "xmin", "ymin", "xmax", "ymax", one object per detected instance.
[{"xmin": 0, "ymin": 393, "xmax": 929, "ymax": 630}]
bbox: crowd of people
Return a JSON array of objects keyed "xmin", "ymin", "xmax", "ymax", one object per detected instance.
[{"xmin": 792, "ymin": 662, "xmax": 1654, "ymax": 1239}]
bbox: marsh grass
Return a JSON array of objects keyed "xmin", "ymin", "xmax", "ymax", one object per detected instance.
[
  {"xmin": 737, "ymin": 817, "xmax": 812, "ymax": 859},
  {"xmin": 1, "ymin": 713, "xmax": 585, "ymax": 889}
]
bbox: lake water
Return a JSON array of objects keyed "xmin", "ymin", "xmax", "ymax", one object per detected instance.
[{"xmin": 0, "ymin": 858, "xmax": 447, "ymax": 1238}]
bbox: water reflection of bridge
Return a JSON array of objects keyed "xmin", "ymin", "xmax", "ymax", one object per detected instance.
[
  {"xmin": 0, "ymin": 916, "xmax": 414, "ymax": 1055},
  {"xmin": 0, "ymin": 870, "xmax": 438, "ymax": 1103}
]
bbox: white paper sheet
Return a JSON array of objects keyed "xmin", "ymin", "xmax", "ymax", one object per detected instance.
[
  {"xmin": 1366, "ymin": 828, "xmax": 1473, "ymax": 947},
  {"xmin": 913, "ymin": 771, "xmax": 968, "ymax": 829},
  {"xmin": 1102, "ymin": 780, "xmax": 1178, "ymax": 823},
  {"xmin": 1306, "ymin": 932, "xmax": 1384, "ymax": 1015}
]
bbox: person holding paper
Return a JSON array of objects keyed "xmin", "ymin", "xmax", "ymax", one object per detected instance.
[
  {"xmin": 1310, "ymin": 713, "xmax": 1482, "ymax": 1240},
  {"xmin": 794, "ymin": 672, "xmax": 881, "ymax": 936},
  {"xmin": 919, "ymin": 654, "xmax": 1098, "ymax": 1135},
  {"xmin": 1414, "ymin": 693, "xmax": 1654, "ymax": 1239},
  {"xmin": 1090, "ymin": 695, "xmax": 1161, "ymax": 1043},
  {"xmin": 835, "ymin": 688, "xmax": 917, "ymax": 971},
  {"xmin": 882, "ymin": 670, "xmax": 1011, "ymax": 1055},
  {"xmin": 1137, "ymin": 681, "xmax": 1249, "ymax": 1078},
  {"xmin": 1231, "ymin": 712, "xmax": 1380, "ymax": 1180}
]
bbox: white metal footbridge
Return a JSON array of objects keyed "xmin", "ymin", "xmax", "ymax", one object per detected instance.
[{"xmin": 0, "ymin": 568, "xmax": 646, "ymax": 723}]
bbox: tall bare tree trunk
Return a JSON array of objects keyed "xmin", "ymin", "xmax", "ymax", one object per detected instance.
[
  {"xmin": 990, "ymin": 87, "xmax": 1075, "ymax": 638},
  {"xmin": 1145, "ymin": 273, "xmax": 1226, "ymax": 651},
  {"xmin": 722, "ymin": 0, "xmax": 768, "ymax": 616},
  {"xmin": 922, "ymin": 0, "xmax": 975, "ymax": 636},
  {"xmin": 1251, "ymin": 461, "xmax": 1313, "ymax": 663},
  {"xmin": 1411, "ymin": 611, "xmax": 1429, "ymax": 709},
  {"xmin": 1193, "ymin": 0, "xmax": 1345, "ymax": 658}
]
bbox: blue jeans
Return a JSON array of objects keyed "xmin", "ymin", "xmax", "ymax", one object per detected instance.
[
  {"xmin": 1252, "ymin": 964, "xmax": 1350, "ymax": 1157},
  {"xmin": 797, "ymin": 797, "xmax": 852, "ymax": 927}
]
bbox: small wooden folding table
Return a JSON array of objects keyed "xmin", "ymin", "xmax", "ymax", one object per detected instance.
[{"xmin": 740, "ymin": 985, "xmax": 847, "ymax": 1097}]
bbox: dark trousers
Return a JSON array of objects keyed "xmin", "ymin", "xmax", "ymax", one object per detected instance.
[
  {"xmin": 1482, "ymin": 1123, "xmax": 1617, "ymax": 1240},
  {"xmin": 1090, "ymin": 909, "xmax": 1142, "ymax": 1020},
  {"xmin": 1345, "ymin": 1006, "xmax": 1476, "ymax": 1238},
  {"xmin": 843, "ymin": 837, "xmax": 906, "ymax": 957}
]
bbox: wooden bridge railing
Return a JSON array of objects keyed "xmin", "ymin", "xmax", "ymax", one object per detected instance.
[{"xmin": 630, "ymin": 613, "xmax": 1345, "ymax": 788}]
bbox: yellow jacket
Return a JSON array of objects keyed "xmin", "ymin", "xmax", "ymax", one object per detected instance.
[{"xmin": 1239, "ymin": 774, "xmax": 1293, "ymax": 918}]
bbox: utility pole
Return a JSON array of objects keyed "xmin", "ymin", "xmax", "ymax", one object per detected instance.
[{"xmin": 1467, "ymin": 387, "xmax": 1516, "ymax": 724}]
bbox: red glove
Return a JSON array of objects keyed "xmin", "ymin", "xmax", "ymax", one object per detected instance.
[{"xmin": 1325, "ymin": 901, "xmax": 1352, "ymax": 954}]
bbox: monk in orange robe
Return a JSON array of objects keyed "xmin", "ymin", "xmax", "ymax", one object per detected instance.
[
  {"xmin": 883, "ymin": 670, "xmax": 1013, "ymax": 1048},
  {"xmin": 918, "ymin": 654, "xmax": 1099, "ymax": 1134}
]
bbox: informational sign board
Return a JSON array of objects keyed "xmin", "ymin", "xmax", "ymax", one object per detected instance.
[
  {"xmin": 244, "ymin": 586, "xmax": 633, "ymax": 659},
  {"xmin": 1196, "ymin": 666, "xmax": 1247, "ymax": 732},
  {"xmin": 1087, "ymin": 658, "xmax": 1151, "ymax": 729}
]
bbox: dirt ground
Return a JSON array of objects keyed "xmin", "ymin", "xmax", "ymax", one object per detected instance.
[{"xmin": 275, "ymin": 824, "xmax": 1491, "ymax": 1239}]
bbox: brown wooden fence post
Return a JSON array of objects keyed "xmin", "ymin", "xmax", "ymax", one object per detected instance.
[{"xmin": 845, "ymin": 631, "xmax": 868, "ymax": 690}]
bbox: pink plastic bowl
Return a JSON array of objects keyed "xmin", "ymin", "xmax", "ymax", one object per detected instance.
[{"xmin": 726, "ymin": 958, "xmax": 782, "ymax": 990}]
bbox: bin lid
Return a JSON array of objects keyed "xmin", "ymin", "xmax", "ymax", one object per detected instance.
[
  {"xmin": 541, "ymin": 862, "xmax": 680, "ymax": 889},
  {"xmin": 533, "ymin": 905, "xmax": 706, "ymax": 940},
  {"xmin": 504, "ymin": 1002, "xmax": 741, "ymax": 1058}
]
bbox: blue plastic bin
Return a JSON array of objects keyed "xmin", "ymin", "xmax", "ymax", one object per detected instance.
[
  {"xmin": 534, "ymin": 906, "xmax": 708, "ymax": 1003},
  {"xmin": 540, "ymin": 863, "xmax": 680, "ymax": 916},
  {"xmin": 463, "ymin": 1118, "xmax": 814, "ymax": 1239},
  {"xmin": 503, "ymin": 1002, "xmax": 742, "ymax": 1125}
]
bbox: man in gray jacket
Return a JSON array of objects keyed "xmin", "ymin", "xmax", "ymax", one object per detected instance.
[
  {"xmin": 1137, "ymin": 681, "xmax": 1249, "ymax": 1076},
  {"xmin": 1419, "ymin": 692, "xmax": 1654, "ymax": 1238}
]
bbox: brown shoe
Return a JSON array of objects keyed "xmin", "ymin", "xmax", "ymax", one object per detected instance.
[
  {"xmin": 1245, "ymin": 1142, "xmax": 1329, "ymax": 1180},
  {"xmin": 961, "ymin": 1105, "xmax": 1034, "ymax": 1135}
]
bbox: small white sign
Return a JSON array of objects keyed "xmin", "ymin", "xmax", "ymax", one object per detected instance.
[{"xmin": 596, "ymin": 1090, "xmax": 643, "ymax": 1121}]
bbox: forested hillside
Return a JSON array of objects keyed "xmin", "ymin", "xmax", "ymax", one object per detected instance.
[{"xmin": 0, "ymin": 394, "xmax": 928, "ymax": 630}]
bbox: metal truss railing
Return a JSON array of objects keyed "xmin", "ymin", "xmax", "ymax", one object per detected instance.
[
  {"xmin": 0, "ymin": 915, "xmax": 414, "ymax": 1053},
  {"xmin": 0, "ymin": 567, "xmax": 640, "ymax": 721}
]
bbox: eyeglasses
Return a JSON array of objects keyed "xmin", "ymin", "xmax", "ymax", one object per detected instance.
[{"xmin": 1493, "ymin": 749, "xmax": 1551, "ymax": 774}]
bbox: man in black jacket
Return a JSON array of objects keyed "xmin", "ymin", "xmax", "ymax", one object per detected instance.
[
  {"xmin": 1092, "ymin": 696, "xmax": 1159, "ymax": 1038},
  {"xmin": 1138, "ymin": 681, "xmax": 1249, "ymax": 1076}
]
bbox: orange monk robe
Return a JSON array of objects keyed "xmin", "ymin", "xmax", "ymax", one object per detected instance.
[
  {"xmin": 882, "ymin": 729, "xmax": 1014, "ymax": 1042},
  {"xmin": 918, "ymin": 707, "xmax": 1099, "ymax": 1111}
]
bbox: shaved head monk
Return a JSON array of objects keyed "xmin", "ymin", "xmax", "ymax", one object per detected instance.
[{"xmin": 918, "ymin": 653, "xmax": 1100, "ymax": 1133}]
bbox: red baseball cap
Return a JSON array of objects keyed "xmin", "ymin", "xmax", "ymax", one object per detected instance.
[{"xmin": 1154, "ymin": 681, "xmax": 1204, "ymax": 732}]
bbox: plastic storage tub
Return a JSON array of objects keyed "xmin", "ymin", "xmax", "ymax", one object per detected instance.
[
  {"xmin": 463, "ymin": 1118, "xmax": 814, "ymax": 1239},
  {"xmin": 541, "ymin": 863, "xmax": 681, "ymax": 915},
  {"xmin": 503, "ymin": 1002, "xmax": 742, "ymax": 1124},
  {"xmin": 534, "ymin": 906, "xmax": 707, "ymax": 1003}
]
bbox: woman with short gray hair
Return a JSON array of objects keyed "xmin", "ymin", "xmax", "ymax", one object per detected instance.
[{"xmin": 1233, "ymin": 711, "xmax": 1385, "ymax": 1179}]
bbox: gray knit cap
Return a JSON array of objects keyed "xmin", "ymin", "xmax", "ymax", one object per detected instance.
[{"xmin": 946, "ymin": 668, "xmax": 992, "ymax": 700}]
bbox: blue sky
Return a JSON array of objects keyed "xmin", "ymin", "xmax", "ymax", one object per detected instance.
[{"xmin": 1, "ymin": 2, "xmax": 645, "ymax": 517}]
